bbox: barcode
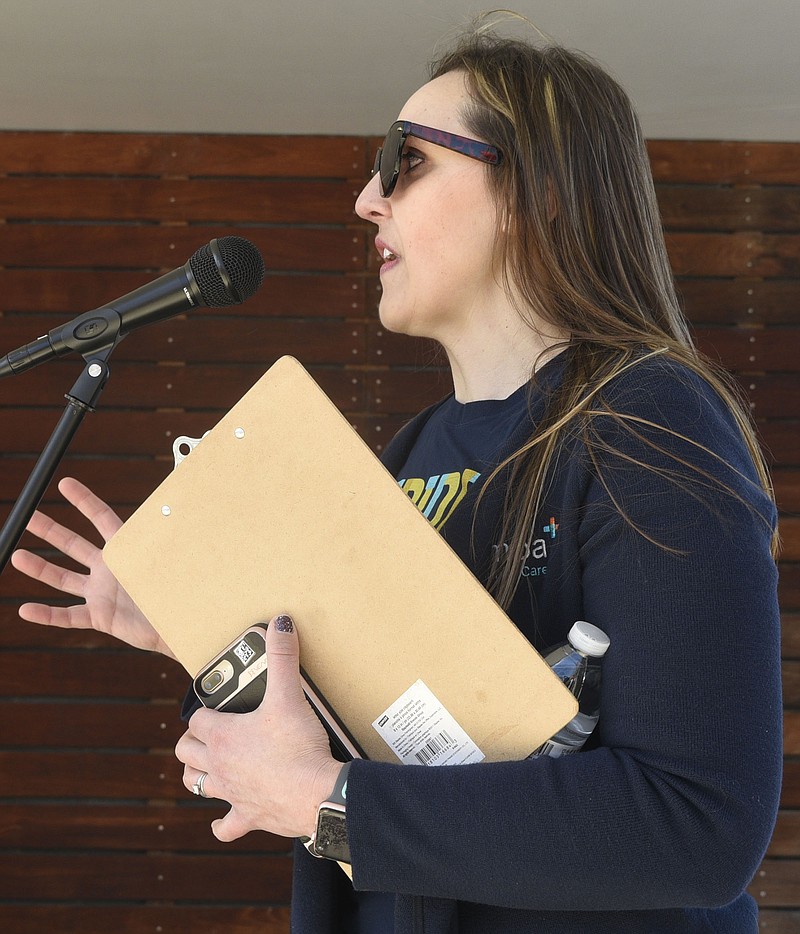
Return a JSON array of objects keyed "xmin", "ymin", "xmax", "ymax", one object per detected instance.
[{"xmin": 415, "ymin": 730, "xmax": 455, "ymax": 765}]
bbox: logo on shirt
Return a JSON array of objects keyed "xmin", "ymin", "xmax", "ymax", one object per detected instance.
[
  {"xmin": 491, "ymin": 516, "xmax": 560, "ymax": 578},
  {"xmin": 398, "ymin": 469, "xmax": 481, "ymax": 531}
]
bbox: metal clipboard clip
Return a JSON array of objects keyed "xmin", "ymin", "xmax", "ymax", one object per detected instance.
[{"xmin": 171, "ymin": 432, "xmax": 211, "ymax": 468}]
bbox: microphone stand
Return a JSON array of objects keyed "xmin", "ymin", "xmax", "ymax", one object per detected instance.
[{"xmin": 0, "ymin": 345, "xmax": 115, "ymax": 575}]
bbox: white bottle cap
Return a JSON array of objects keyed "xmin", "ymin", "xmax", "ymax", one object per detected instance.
[{"xmin": 568, "ymin": 621, "xmax": 610, "ymax": 657}]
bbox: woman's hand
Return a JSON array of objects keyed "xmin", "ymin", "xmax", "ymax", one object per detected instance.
[
  {"xmin": 10, "ymin": 476, "xmax": 175, "ymax": 659},
  {"xmin": 175, "ymin": 614, "xmax": 343, "ymax": 842}
]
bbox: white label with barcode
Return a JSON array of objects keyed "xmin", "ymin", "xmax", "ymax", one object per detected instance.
[{"xmin": 372, "ymin": 679, "xmax": 485, "ymax": 766}]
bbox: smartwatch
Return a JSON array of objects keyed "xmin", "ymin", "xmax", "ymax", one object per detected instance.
[{"xmin": 303, "ymin": 762, "xmax": 351, "ymax": 864}]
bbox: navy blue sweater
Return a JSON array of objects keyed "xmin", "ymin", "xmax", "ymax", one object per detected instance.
[{"xmin": 291, "ymin": 350, "xmax": 782, "ymax": 933}]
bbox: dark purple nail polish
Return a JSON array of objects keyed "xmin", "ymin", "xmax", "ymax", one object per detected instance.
[{"xmin": 274, "ymin": 614, "xmax": 294, "ymax": 633}]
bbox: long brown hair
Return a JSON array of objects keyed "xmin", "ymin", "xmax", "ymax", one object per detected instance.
[{"xmin": 430, "ymin": 21, "xmax": 778, "ymax": 610}]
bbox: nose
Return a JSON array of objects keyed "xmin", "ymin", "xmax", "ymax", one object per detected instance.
[{"xmin": 355, "ymin": 171, "xmax": 390, "ymax": 223}]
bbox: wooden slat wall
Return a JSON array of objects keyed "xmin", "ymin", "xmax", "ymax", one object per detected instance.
[{"xmin": 0, "ymin": 132, "xmax": 797, "ymax": 931}]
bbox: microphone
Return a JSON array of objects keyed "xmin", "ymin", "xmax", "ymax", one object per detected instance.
[{"xmin": 0, "ymin": 236, "xmax": 266, "ymax": 377}]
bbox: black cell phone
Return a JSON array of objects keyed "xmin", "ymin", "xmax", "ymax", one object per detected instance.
[{"xmin": 193, "ymin": 625, "xmax": 363, "ymax": 762}]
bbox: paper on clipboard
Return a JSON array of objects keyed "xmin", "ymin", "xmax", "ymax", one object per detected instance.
[{"xmin": 103, "ymin": 356, "xmax": 577, "ymax": 763}]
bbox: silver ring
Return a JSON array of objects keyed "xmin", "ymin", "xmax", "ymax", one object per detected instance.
[{"xmin": 191, "ymin": 771, "xmax": 209, "ymax": 798}]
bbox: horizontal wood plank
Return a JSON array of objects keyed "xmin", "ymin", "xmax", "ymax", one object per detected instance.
[
  {"xmin": 658, "ymin": 186, "xmax": 800, "ymax": 232},
  {"xmin": 0, "ymin": 905, "xmax": 290, "ymax": 934},
  {"xmin": 0, "ymin": 223, "xmax": 367, "ymax": 272},
  {"xmin": 734, "ymin": 910, "xmax": 800, "ymax": 934},
  {"xmin": 0, "ymin": 129, "xmax": 366, "ymax": 178},
  {"xmin": 1, "ymin": 802, "xmax": 288, "ymax": 852},
  {"xmin": 749, "ymin": 859, "xmax": 800, "ymax": 908},
  {"xmin": 694, "ymin": 328, "xmax": 800, "ymax": 373},
  {"xmin": 767, "ymin": 810, "xmax": 800, "ymax": 857},
  {"xmin": 0, "ymin": 456, "xmax": 173, "ymax": 507},
  {"xmin": 679, "ymin": 279, "xmax": 800, "ymax": 327},
  {"xmin": 0, "ymin": 268, "xmax": 366, "ymax": 316},
  {"xmin": 648, "ymin": 141, "xmax": 800, "ymax": 186},
  {"xmin": 1, "ymin": 700, "xmax": 185, "ymax": 746},
  {"xmin": 0, "ymin": 852, "xmax": 292, "ymax": 902},
  {"xmin": 0, "ymin": 361, "xmax": 365, "ymax": 411},
  {"xmin": 780, "ymin": 565, "xmax": 800, "ymax": 611},
  {"xmin": 774, "ymin": 472, "xmax": 800, "ymax": 516},
  {"xmin": 0, "ymin": 314, "xmax": 365, "ymax": 363},
  {"xmin": 0, "ymin": 177, "xmax": 360, "ymax": 224},
  {"xmin": 0, "ymin": 650, "xmax": 186, "ymax": 701},
  {"xmin": 0, "ymin": 749, "xmax": 186, "ymax": 798},
  {"xmin": 666, "ymin": 232, "xmax": 800, "ymax": 278},
  {"xmin": 783, "ymin": 614, "xmax": 800, "ymax": 659}
]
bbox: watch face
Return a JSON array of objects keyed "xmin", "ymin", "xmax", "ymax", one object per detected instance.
[{"xmin": 315, "ymin": 806, "xmax": 350, "ymax": 863}]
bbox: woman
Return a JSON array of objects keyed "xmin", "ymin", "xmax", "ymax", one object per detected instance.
[{"xmin": 11, "ymin": 23, "xmax": 782, "ymax": 934}]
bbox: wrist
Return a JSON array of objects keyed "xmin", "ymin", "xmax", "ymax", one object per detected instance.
[
  {"xmin": 306, "ymin": 760, "xmax": 347, "ymax": 838},
  {"xmin": 303, "ymin": 760, "xmax": 352, "ymax": 863}
]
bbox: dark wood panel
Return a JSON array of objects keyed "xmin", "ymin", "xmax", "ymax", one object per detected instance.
[
  {"xmin": 767, "ymin": 810, "xmax": 800, "ymax": 857},
  {"xmin": 0, "ymin": 361, "xmax": 365, "ymax": 411},
  {"xmin": 658, "ymin": 186, "xmax": 800, "ymax": 232},
  {"xmin": 0, "ymin": 268, "xmax": 366, "ymax": 315},
  {"xmin": 0, "ymin": 852, "xmax": 292, "ymax": 902},
  {"xmin": 0, "ymin": 223, "xmax": 367, "ymax": 273},
  {"xmin": 748, "ymin": 859, "xmax": 800, "ymax": 908},
  {"xmin": 0, "ymin": 314, "xmax": 365, "ymax": 363},
  {"xmin": 0, "ymin": 749, "xmax": 186, "ymax": 797},
  {"xmin": 648, "ymin": 140, "xmax": 800, "ymax": 185},
  {"xmin": 784, "ymin": 662, "xmax": 800, "ymax": 706},
  {"xmin": 786, "ymin": 712, "xmax": 800, "ymax": 756},
  {"xmin": 0, "ymin": 650, "xmax": 186, "ymax": 700},
  {"xmin": 760, "ymin": 422, "xmax": 800, "ymax": 468},
  {"xmin": 0, "ymin": 802, "xmax": 288, "ymax": 852},
  {"xmin": 0, "ymin": 905, "xmax": 290, "ymax": 934},
  {"xmin": 736, "ymin": 374, "xmax": 800, "ymax": 419},
  {"xmin": 0, "ymin": 455, "xmax": 172, "ymax": 507},
  {"xmin": 741, "ymin": 911, "xmax": 800, "ymax": 934},
  {"xmin": 0, "ymin": 611, "xmax": 128, "ymax": 649},
  {"xmin": 679, "ymin": 279, "xmax": 800, "ymax": 327},
  {"xmin": 784, "ymin": 614, "xmax": 800, "ymax": 659},
  {"xmin": 0, "ymin": 129, "xmax": 366, "ymax": 178},
  {"xmin": 781, "ymin": 564, "xmax": 800, "ymax": 611},
  {"xmin": 0, "ymin": 177, "xmax": 359, "ymax": 224},
  {"xmin": 2, "ymin": 700, "xmax": 185, "ymax": 746},
  {"xmin": 365, "ymin": 367, "xmax": 450, "ymax": 413},
  {"xmin": 666, "ymin": 232, "xmax": 800, "ymax": 278},
  {"xmin": 774, "ymin": 471, "xmax": 800, "ymax": 515},
  {"xmin": 782, "ymin": 520, "xmax": 800, "ymax": 562},
  {"xmin": 782, "ymin": 762, "xmax": 800, "ymax": 807},
  {"xmin": 694, "ymin": 328, "xmax": 800, "ymax": 373}
]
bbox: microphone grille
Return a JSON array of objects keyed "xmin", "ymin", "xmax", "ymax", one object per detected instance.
[{"xmin": 189, "ymin": 236, "xmax": 266, "ymax": 307}]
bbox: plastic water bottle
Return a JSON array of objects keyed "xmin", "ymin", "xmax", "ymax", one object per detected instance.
[{"xmin": 531, "ymin": 621, "xmax": 610, "ymax": 758}]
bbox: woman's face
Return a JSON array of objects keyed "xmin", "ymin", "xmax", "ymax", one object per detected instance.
[{"xmin": 355, "ymin": 71, "xmax": 503, "ymax": 344}]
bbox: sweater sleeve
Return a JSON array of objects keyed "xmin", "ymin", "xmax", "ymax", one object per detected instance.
[{"xmin": 344, "ymin": 362, "xmax": 783, "ymax": 911}]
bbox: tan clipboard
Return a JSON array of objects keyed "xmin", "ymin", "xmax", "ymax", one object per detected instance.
[{"xmin": 103, "ymin": 356, "xmax": 577, "ymax": 763}]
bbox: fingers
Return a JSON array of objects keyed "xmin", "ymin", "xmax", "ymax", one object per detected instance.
[
  {"xmin": 11, "ymin": 547, "xmax": 91, "ymax": 599},
  {"xmin": 263, "ymin": 614, "xmax": 305, "ymax": 706},
  {"xmin": 22, "ymin": 509, "xmax": 98, "ymax": 568},
  {"xmin": 211, "ymin": 810, "xmax": 250, "ymax": 843},
  {"xmin": 58, "ymin": 477, "xmax": 122, "ymax": 543}
]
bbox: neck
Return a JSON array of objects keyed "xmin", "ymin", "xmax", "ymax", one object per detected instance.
[{"xmin": 442, "ymin": 304, "xmax": 568, "ymax": 403}]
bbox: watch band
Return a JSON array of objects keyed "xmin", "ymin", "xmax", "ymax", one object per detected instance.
[{"xmin": 303, "ymin": 762, "xmax": 351, "ymax": 863}]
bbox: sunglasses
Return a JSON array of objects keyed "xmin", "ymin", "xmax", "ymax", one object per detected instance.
[{"xmin": 371, "ymin": 120, "xmax": 503, "ymax": 198}]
